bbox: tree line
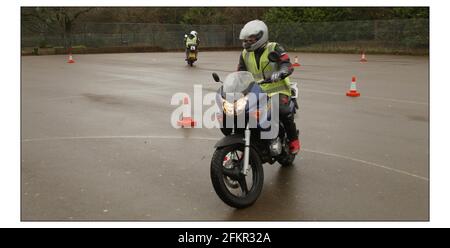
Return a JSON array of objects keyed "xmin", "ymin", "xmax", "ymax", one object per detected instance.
[
  {"xmin": 21, "ymin": 7, "xmax": 429, "ymax": 51},
  {"xmin": 22, "ymin": 7, "xmax": 428, "ymax": 26}
]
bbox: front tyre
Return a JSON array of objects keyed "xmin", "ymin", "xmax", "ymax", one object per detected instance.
[{"xmin": 210, "ymin": 144, "xmax": 263, "ymax": 209}]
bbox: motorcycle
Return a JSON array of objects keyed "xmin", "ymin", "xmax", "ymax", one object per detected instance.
[
  {"xmin": 210, "ymin": 51, "xmax": 299, "ymax": 209},
  {"xmin": 186, "ymin": 44, "xmax": 198, "ymax": 66}
]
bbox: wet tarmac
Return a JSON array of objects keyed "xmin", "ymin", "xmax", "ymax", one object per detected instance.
[{"xmin": 21, "ymin": 51, "xmax": 429, "ymax": 220}]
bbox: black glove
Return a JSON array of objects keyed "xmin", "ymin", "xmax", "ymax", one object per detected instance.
[{"xmin": 271, "ymin": 71, "xmax": 287, "ymax": 82}]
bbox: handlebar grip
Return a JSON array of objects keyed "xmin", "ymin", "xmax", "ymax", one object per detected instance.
[{"xmin": 258, "ymin": 78, "xmax": 273, "ymax": 84}]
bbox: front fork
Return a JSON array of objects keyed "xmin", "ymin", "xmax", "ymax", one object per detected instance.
[{"xmin": 242, "ymin": 124, "xmax": 251, "ymax": 175}]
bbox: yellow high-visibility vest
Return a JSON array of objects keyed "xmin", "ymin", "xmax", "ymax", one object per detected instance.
[
  {"xmin": 186, "ymin": 36, "xmax": 198, "ymax": 47},
  {"xmin": 242, "ymin": 42, "xmax": 291, "ymax": 97}
]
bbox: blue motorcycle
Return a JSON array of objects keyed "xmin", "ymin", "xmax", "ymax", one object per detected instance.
[{"xmin": 210, "ymin": 52, "xmax": 299, "ymax": 208}]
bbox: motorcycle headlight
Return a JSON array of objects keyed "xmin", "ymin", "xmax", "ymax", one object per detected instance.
[
  {"xmin": 223, "ymin": 99, "xmax": 234, "ymax": 115},
  {"xmin": 222, "ymin": 96, "xmax": 248, "ymax": 116},
  {"xmin": 234, "ymin": 96, "xmax": 248, "ymax": 115}
]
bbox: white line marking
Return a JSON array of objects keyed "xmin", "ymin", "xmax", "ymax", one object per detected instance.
[
  {"xmin": 21, "ymin": 135, "xmax": 219, "ymax": 143},
  {"xmin": 21, "ymin": 135, "xmax": 428, "ymax": 181},
  {"xmin": 47, "ymin": 95, "xmax": 84, "ymax": 101},
  {"xmin": 302, "ymin": 148, "xmax": 428, "ymax": 181}
]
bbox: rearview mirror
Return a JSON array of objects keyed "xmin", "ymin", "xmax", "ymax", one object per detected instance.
[
  {"xmin": 212, "ymin": 73, "xmax": 221, "ymax": 82},
  {"xmin": 268, "ymin": 51, "xmax": 281, "ymax": 63}
]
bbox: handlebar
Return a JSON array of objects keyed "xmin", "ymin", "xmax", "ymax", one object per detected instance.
[{"xmin": 256, "ymin": 78, "xmax": 273, "ymax": 84}]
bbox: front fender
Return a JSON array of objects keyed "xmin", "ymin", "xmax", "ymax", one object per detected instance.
[{"xmin": 214, "ymin": 133, "xmax": 245, "ymax": 148}]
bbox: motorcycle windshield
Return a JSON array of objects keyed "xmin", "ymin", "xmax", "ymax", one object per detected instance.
[{"xmin": 222, "ymin": 71, "xmax": 254, "ymax": 94}]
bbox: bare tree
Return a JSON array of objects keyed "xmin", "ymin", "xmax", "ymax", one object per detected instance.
[
  {"xmin": 23, "ymin": 7, "xmax": 94, "ymax": 49},
  {"xmin": 53, "ymin": 7, "xmax": 94, "ymax": 49}
]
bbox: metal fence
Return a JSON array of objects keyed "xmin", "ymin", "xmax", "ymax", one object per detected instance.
[{"xmin": 21, "ymin": 19, "xmax": 428, "ymax": 52}]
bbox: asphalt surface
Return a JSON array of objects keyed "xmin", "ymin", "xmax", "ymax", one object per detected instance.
[{"xmin": 21, "ymin": 51, "xmax": 429, "ymax": 221}]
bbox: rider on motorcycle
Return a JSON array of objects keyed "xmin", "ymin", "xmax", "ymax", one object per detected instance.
[
  {"xmin": 184, "ymin": 30, "xmax": 200, "ymax": 61},
  {"xmin": 237, "ymin": 20, "xmax": 300, "ymax": 154}
]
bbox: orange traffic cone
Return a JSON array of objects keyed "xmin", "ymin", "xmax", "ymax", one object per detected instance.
[
  {"xmin": 177, "ymin": 97, "xmax": 197, "ymax": 127},
  {"xmin": 292, "ymin": 56, "xmax": 301, "ymax": 67},
  {"xmin": 360, "ymin": 52, "xmax": 367, "ymax": 63},
  {"xmin": 67, "ymin": 53, "xmax": 75, "ymax": 63},
  {"xmin": 346, "ymin": 76, "xmax": 361, "ymax": 97}
]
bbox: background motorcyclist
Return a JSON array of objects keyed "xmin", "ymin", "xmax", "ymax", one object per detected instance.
[
  {"xmin": 236, "ymin": 20, "xmax": 300, "ymax": 154},
  {"xmin": 184, "ymin": 30, "xmax": 200, "ymax": 61}
]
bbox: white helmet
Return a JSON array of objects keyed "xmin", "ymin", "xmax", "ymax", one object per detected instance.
[
  {"xmin": 239, "ymin": 20, "xmax": 268, "ymax": 52},
  {"xmin": 190, "ymin": 30, "xmax": 198, "ymax": 37}
]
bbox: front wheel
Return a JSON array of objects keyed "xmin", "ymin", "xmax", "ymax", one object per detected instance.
[{"xmin": 210, "ymin": 144, "xmax": 263, "ymax": 208}]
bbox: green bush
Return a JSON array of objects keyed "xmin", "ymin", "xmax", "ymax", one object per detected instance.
[
  {"xmin": 39, "ymin": 40, "xmax": 53, "ymax": 48},
  {"xmin": 71, "ymin": 45, "xmax": 87, "ymax": 49}
]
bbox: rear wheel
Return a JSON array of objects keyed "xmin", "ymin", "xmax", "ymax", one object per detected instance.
[{"xmin": 210, "ymin": 144, "xmax": 263, "ymax": 208}]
